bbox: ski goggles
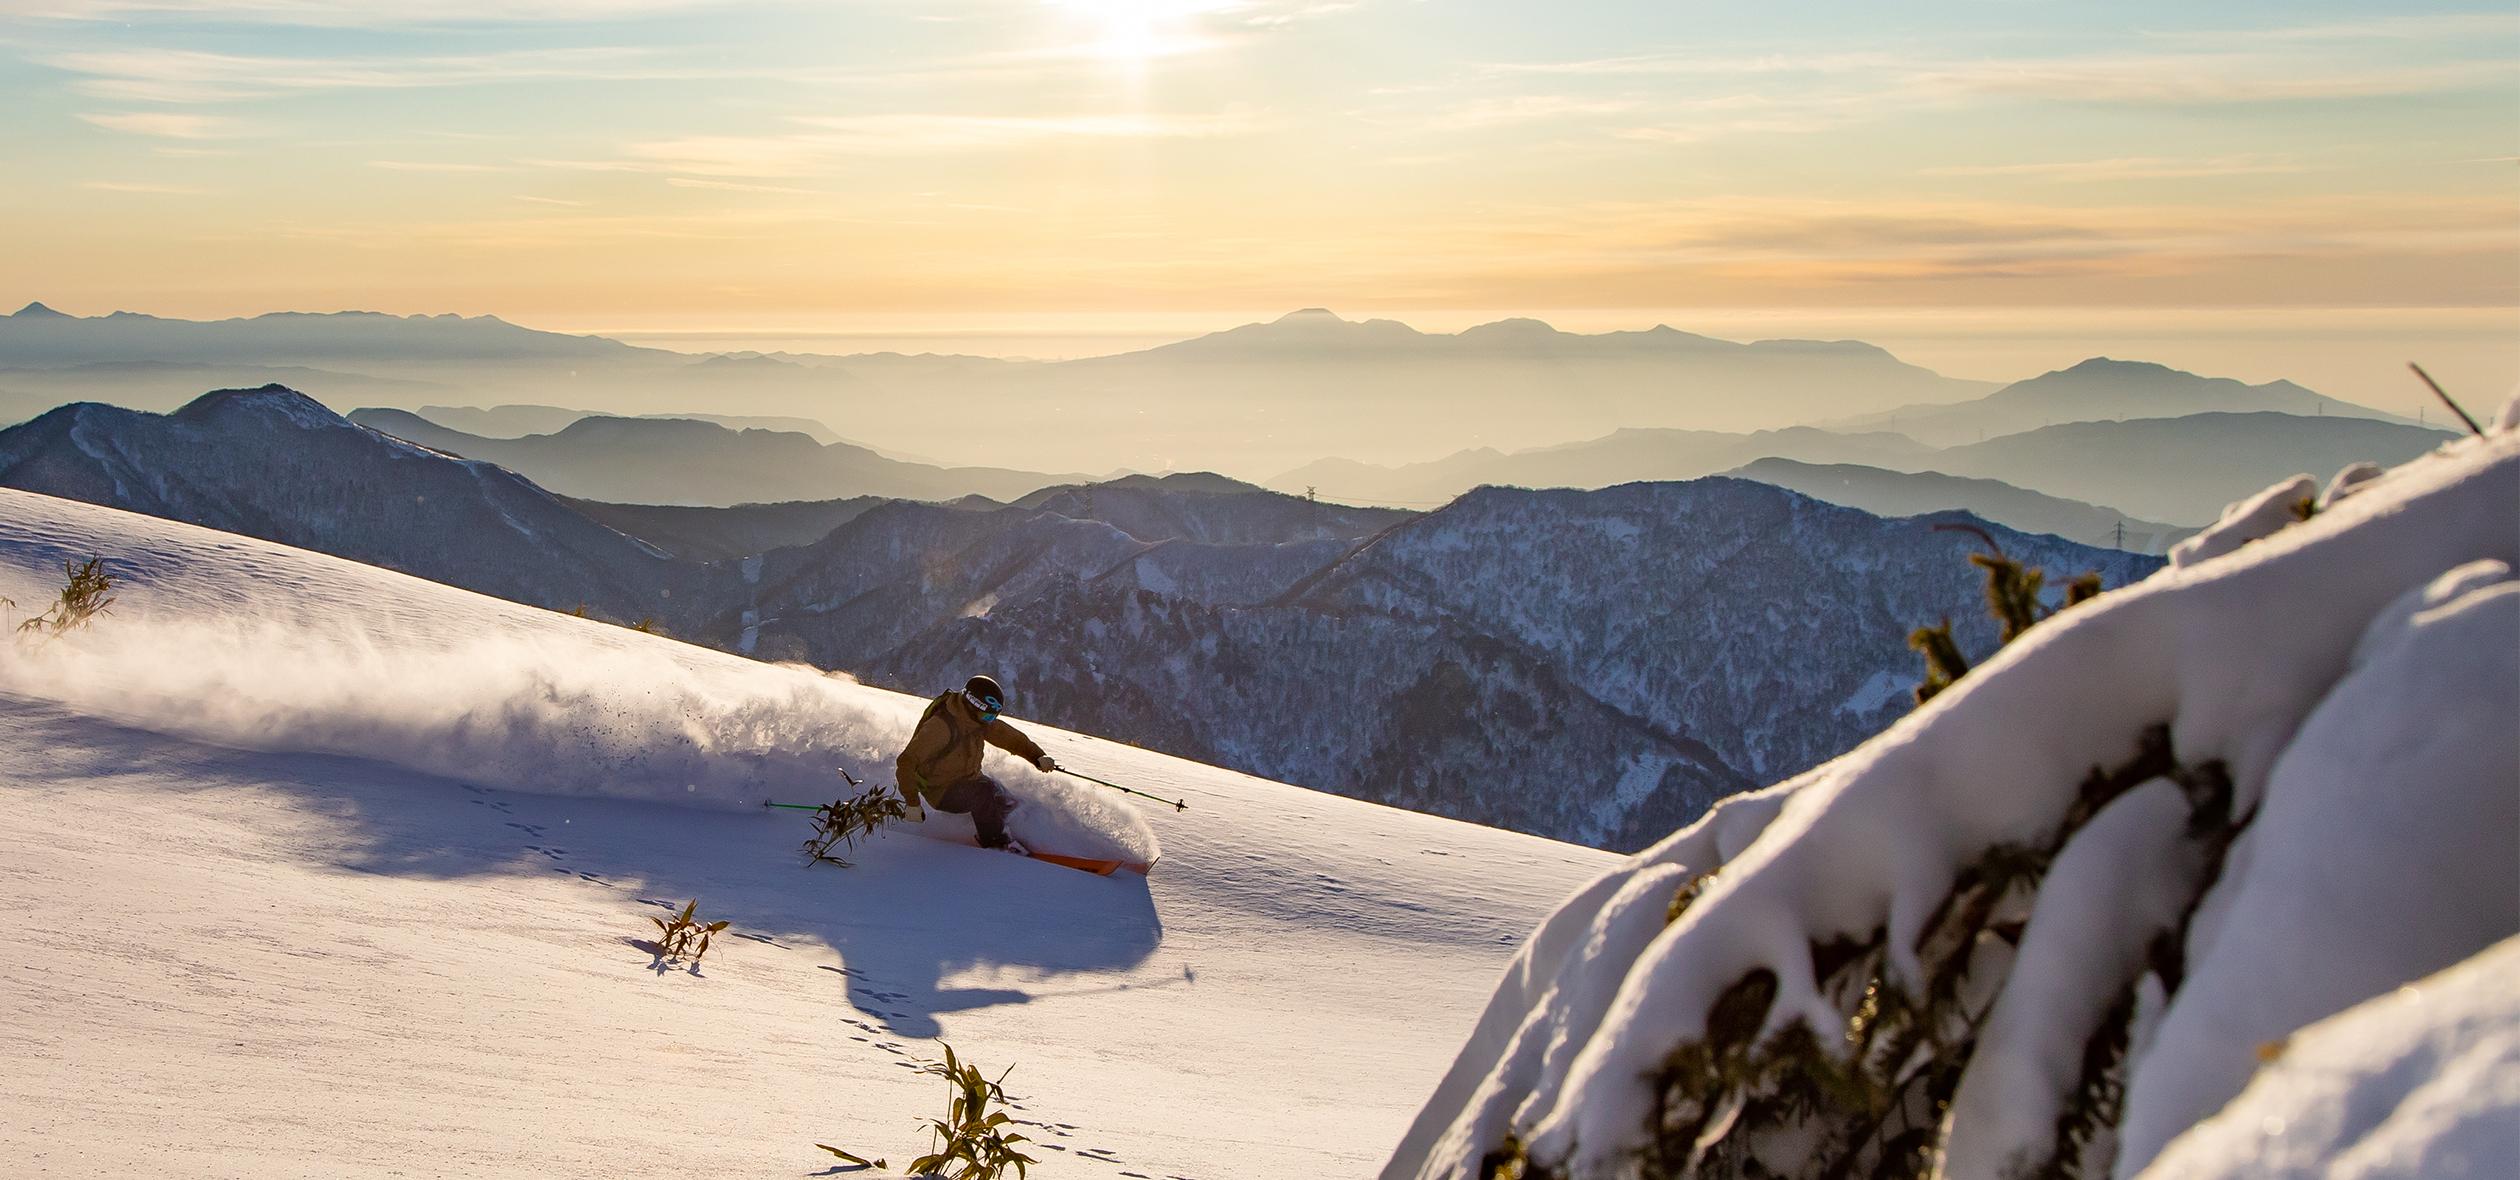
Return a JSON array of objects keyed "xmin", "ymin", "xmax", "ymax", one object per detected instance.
[{"xmin": 963, "ymin": 689, "xmax": 1002, "ymax": 721}]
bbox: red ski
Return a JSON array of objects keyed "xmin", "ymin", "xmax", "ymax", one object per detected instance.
[{"xmin": 918, "ymin": 826, "xmax": 1155, "ymax": 876}]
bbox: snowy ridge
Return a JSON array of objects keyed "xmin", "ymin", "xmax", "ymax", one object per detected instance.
[{"xmin": 1384, "ymin": 425, "xmax": 2517, "ymax": 1178}]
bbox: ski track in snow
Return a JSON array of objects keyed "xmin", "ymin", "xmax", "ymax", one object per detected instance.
[{"xmin": 0, "ymin": 487, "xmax": 1612, "ymax": 1178}]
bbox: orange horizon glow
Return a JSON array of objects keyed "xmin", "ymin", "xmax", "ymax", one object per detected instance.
[{"xmin": 0, "ymin": 2, "xmax": 2512, "ymax": 408}]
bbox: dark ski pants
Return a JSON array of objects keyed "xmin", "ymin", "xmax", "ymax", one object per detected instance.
[{"xmin": 933, "ymin": 775, "xmax": 1017, "ymax": 849}]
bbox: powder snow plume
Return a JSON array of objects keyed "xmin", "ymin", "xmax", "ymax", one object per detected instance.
[
  {"xmin": 0, "ymin": 489, "xmax": 1157, "ymax": 864},
  {"xmin": 0, "ymin": 612, "xmax": 894, "ymax": 806}
]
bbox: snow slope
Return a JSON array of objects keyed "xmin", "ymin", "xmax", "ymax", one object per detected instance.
[
  {"xmin": 0, "ymin": 487, "xmax": 1613, "ymax": 1178},
  {"xmin": 1383, "ymin": 424, "xmax": 2516, "ymax": 1178}
]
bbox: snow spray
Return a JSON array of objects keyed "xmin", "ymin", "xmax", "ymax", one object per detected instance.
[{"xmin": 0, "ymin": 601, "xmax": 1157, "ymax": 863}]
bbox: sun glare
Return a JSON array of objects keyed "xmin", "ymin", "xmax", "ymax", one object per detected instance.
[{"xmin": 1051, "ymin": 0, "xmax": 1218, "ymax": 61}]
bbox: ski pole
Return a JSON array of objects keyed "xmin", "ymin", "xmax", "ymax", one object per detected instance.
[
  {"xmin": 1056, "ymin": 767, "xmax": 1187, "ymax": 812},
  {"xmin": 763, "ymin": 766, "xmax": 870, "ymax": 811}
]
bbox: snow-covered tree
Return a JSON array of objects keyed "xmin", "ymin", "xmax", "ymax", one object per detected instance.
[{"xmin": 1385, "ymin": 414, "xmax": 2519, "ymax": 1179}]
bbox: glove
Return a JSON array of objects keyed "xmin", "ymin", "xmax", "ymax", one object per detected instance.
[{"xmin": 1035, "ymin": 754, "xmax": 1058, "ymax": 773}]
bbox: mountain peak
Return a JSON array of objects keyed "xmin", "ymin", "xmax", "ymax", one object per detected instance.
[
  {"xmin": 1459, "ymin": 317, "xmax": 1564, "ymax": 341},
  {"xmin": 173, "ymin": 384, "xmax": 348, "ymax": 431},
  {"xmin": 11, "ymin": 301, "xmax": 70, "ymax": 320},
  {"xmin": 1144, "ymin": 306, "xmax": 1429, "ymax": 357},
  {"xmin": 2056, "ymin": 357, "xmax": 2181, "ymax": 379},
  {"xmin": 1102, "ymin": 470, "xmax": 1265, "ymax": 495}
]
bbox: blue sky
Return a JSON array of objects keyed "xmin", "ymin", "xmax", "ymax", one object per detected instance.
[{"xmin": 0, "ymin": 1, "xmax": 2513, "ymax": 396}]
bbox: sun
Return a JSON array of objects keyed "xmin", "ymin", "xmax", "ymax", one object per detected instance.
[{"xmin": 1049, "ymin": 0, "xmax": 1221, "ymax": 62}]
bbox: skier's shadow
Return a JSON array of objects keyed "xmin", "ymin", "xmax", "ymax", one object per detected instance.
[
  {"xmin": 11, "ymin": 709, "xmax": 1167, "ymax": 1039},
  {"xmin": 520, "ymin": 792, "xmax": 1169, "ymax": 1038},
  {"xmin": 797, "ymin": 848, "xmax": 1165, "ymax": 1039}
]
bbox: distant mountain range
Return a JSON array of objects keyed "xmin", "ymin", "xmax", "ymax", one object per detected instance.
[
  {"xmin": 7, "ymin": 303, "xmax": 2436, "ymax": 487},
  {"xmin": 346, "ymin": 408, "xmax": 1088, "ymax": 507},
  {"xmin": 1269, "ymin": 360, "xmax": 2454, "ymax": 526},
  {"xmin": 409, "ymin": 403, "xmax": 853, "ymax": 447},
  {"xmin": 1928, "ymin": 411, "xmax": 2454, "ymax": 525},
  {"xmin": 0, "ymin": 382, "xmax": 2169, "ymax": 849},
  {"xmin": 1722, "ymin": 458, "xmax": 2193, "ymax": 553},
  {"xmin": 1828, "ymin": 356, "xmax": 2420, "ymax": 446},
  {"xmin": 2, "ymin": 302, "xmax": 2001, "ymax": 474},
  {"xmin": 0, "ymin": 359, "xmax": 451, "ymax": 430},
  {"xmin": 1268, "ymin": 426, "xmax": 1939, "ymax": 508},
  {"xmin": 0, "ymin": 301, "xmax": 644, "ymax": 366},
  {"xmin": 997, "ymin": 308, "xmax": 1995, "ymax": 472},
  {"xmin": 3, "ymin": 303, "xmax": 2454, "ymax": 527}
]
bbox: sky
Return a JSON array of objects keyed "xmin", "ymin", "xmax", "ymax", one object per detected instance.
[{"xmin": 0, "ymin": 1, "xmax": 2515, "ymax": 402}]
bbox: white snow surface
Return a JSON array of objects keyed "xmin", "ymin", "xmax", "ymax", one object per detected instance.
[
  {"xmin": 2168, "ymin": 471, "xmax": 2314, "ymax": 569},
  {"xmin": 1385, "ymin": 427, "xmax": 2516, "ymax": 1178},
  {"xmin": 1834, "ymin": 667, "xmax": 1908, "ymax": 716},
  {"xmin": 0, "ymin": 487, "xmax": 1614, "ymax": 1178},
  {"xmin": 2140, "ymin": 933, "xmax": 2520, "ymax": 1179}
]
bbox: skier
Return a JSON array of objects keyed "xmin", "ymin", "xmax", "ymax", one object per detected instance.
[{"xmin": 894, "ymin": 674, "xmax": 1058, "ymax": 854}]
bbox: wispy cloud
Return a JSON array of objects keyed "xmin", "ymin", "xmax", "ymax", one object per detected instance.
[
  {"xmin": 1228, "ymin": 0, "xmax": 1361, "ymax": 30},
  {"xmin": 78, "ymin": 110, "xmax": 239, "ymax": 137},
  {"xmin": 577, "ymin": 110, "xmax": 1265, "ymax": 176},
  {"xmin": 1921, "ymin": 155, "xmax": 2312, "ymax": 182},
  {"xmin": 1407, "ymin": 194, "xmax": 2520, "ymax": 290},
  {"xmin": 1466, "ymin": 15, "xmax": 2516, "ymax": 139},
  {"xmin": 370, "ymin": 159, "xmax": 512, "ymax": 172},
  {"xmin": 3, "ymin": 1, "xmax": 725, "ymax": 24},
  {"xmin": 48, "ymin": 45, "xmax": 690, "ymax": 103},
  {"xmin": 1607, "ymin": 92, "xmax": 1880, "ymax": 144},
  {"xmin": 1426, "ymin": 95, "xmax": 1641, "ymax": 130},
  {"xmin": 1911, "ymin": 57, "xmax": 2513, "ymax": 106},
  {"xmin": 1484, "ymin": 50, "xmax": 1899, "ymax": 79},
  {"xmin": 666, "ymin": 176, "xmax": 831, "ymax": 195},
  {"xmin": 2136, "ymin": 11, "xmax": 2520, "ymax": 46},
  {"xmin": 269, "ymin": 205, "xmax": 834, "ymax": 249},
  {"xmin": 9, "ymin": 0, "xmax": 1362, "ymax": 28},
  {"xmin": 513, "ymin": 194, "xmax": 589, "ymax": 206},
  {"xmin": 80, "ymin": 179, "xmax": 212, "ymax": 194},
  {"xmin": 796, "ymin": 111, "xmax": 1259, "ymax": 149}
]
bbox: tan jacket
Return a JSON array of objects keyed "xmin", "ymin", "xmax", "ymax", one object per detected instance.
[{"xmin": 894, "ymin": 691, "xmax": 1047, "ymax": 806}]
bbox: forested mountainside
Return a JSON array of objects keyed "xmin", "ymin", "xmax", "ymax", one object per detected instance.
[{"xmin": 739, "ymin": 480, "xmax": 2158, "ymax": 847}]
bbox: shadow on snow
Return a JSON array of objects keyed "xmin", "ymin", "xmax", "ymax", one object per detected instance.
[{"xmin": 10, "ymin": 701, "xmax": 1166, "ymax": 1041}]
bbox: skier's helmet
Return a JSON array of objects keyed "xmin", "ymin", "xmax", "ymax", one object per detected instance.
[{"xmin": 963, "ymin": 674, "xmax": 1005, "ymax": 719}]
